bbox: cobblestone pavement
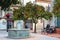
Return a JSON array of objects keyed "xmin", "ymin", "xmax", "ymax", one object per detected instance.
[{"xmin": 0, "ymin": 31, "xmax": 60, "ymax": 40}]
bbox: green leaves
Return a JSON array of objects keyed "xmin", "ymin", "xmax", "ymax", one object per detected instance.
[
  {"xmin": 13, "ymin": 7, "xmax": 24, "ymax": 20},
  {"xmin": 12, "ymin": 0, "xmax": 19, "ymax": 4},
  {"xmin": 52, "ymin": 0, "xmax": 60, "ymax": 17},
  {"xmin": 0, "ymin": 0, "xmax": 19, "ymax": 10},
  {"xmin": 43, "ymin": 11, "xmax": 52, "ymax": 20},
  {"xmin": 13, "ymin": 2, "xmax": 52, "ymax": 22}
]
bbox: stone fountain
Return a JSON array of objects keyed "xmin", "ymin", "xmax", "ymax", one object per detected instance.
[{"xmin": 8, "ymin": 20, "xmax": 30, "ymax": 39}]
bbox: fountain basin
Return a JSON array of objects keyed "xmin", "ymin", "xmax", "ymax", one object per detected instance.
[{"xmin": 8, "ymin": 29, "xmax": 30, "ymax": 39}]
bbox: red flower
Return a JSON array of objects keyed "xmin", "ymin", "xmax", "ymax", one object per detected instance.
[{"xmin": 6, "ymin": 13, "xmax": 10, "ymax": 17}]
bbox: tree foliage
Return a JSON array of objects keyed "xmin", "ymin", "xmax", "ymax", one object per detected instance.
[
  {"xmin": 13, "ymin": 7, "xmax": 25, "ymax": 20},
  {"xmin": 31, "ymin": 4, "xmax": 45, "ymax": 23},
  {"xmin": 13, "ymin": 2, "xmax": 52, "ymax": 33},
  {"xmin": 52, "ymin": 0, "xmax": 60, "ymax": 17},
  {"xmin": 42, "ymin": 11, "xmax": 52, "ymax": 20},
  {"xmin": 0, "ymin": 0, "xmax": 19, "ymax": 10},
  {"xmin": 13, "ymin": 2, "xmax": 52, "ymax": 21}
]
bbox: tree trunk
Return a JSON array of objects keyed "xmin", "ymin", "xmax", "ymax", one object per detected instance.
[
  {"xmin": 42, "ymin": 18, "xmax": 45, "ymax": 30},
  {"xmin": 5, "ymin": 10, "xmax": 6, "ymax": 16},
  {"xmin": 12, "ymin": 20, "xmax": 14, "ymax": 28},
  {"xmin": 34, "ymin": 23, "xmax": 36, "ymax": 33}
]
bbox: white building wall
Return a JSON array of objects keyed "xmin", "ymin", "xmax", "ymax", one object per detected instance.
[
  {"xmin": 33, "ymin": 19, "xmax": 49, "ymax": 32},
  {"xmin": 33, "ymin": 19, "xmax": 43, "ymax": 32},
  {"xmin": 21, "ymin": 0, "xmax": 35, "ymax": 6},
  {"xmin": 0, "ymin": 19, "xmax": 7, "ymax": 29},
  {"xmin": 0, "ymin": 7, "xmax": 5, "ymax": 17},
  {"xmin": 36, "ymin": 19, "xmax": 43, "ymax": 32}
]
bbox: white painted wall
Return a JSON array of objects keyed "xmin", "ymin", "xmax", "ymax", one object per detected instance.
[
  {"xmin": 36, "ymin": 19, "xmax": 43, "ymax": 32},
  {"xmin": 0, "ymin": 19, "xmax": 7, "ymax": 29},
  {"xmin": 42, "ymin": 18, "xmax": 49, "ymax": 28},
  {"xmin": 33, "ymin": 19, "xmax": 49, "ymax": 32},
  {"xmin": 21, "ymin": 0, "xmax": 35, "ymax": 6},
  {"xmin": 24, "ymin": 0, "xmax": 35, "ymax": 5},
  {"xmin": 49, "ymin": 14, "xmax": 57, "ymax": 27},
  {"xmin": 0, "ymin": 7, "xmax": 5, "ymax": 17}
]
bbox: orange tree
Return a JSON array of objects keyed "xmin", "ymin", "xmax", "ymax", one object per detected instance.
[
  {"xmin": 52, "ymin": 0, "xmax": 60, "ymax": 17},
  {"xmin": 13, "ymin": 2, "xmax": 52, "ymax": 33},
  {"xmin": 13, "ymin": 2, "xmax": 33, "ymax": 27},
  {"xmin": 31, "ymin": 4, "xmax": 45, "ymax": 33}
]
